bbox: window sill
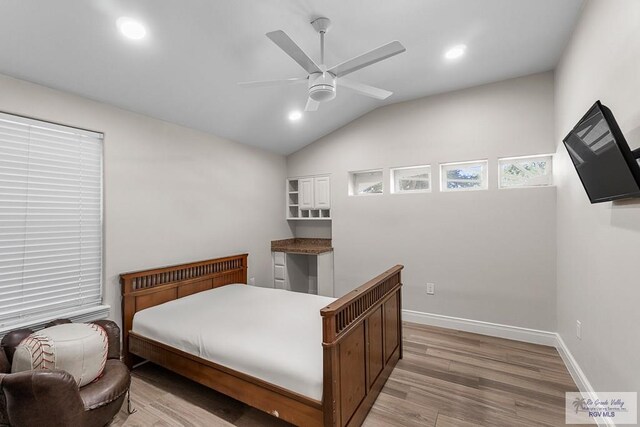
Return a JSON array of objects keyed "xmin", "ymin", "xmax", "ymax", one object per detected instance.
[
  {"xmin": 440, "ymin": 187, "xmax": 489, "ymax": 192},
  {"xmin": 0, "ymin": 305, "xmax": 111, "ymax": 337},
  {"xmin": 349, "ymin": 192, "xmax": 384, "ymax": 197},
  {"xmin": 498, "ymin": 184, "xmax": 555, "ymax": 190},
  {"xmin": 391, "ymin": 190, "xmax": 432, "ymax": 195}
]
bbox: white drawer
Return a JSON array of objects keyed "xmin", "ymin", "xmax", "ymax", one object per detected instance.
[
  {"xmin": 274, "ymin": 251, "xmax": 286, "ymax": 265},
  {"xmin": 274, "ymin": 279, "xmax": 286, "ymax": 289},
  {"xmin": 274, "ymin": 265, "xmax": 286, "ymax": 280}
]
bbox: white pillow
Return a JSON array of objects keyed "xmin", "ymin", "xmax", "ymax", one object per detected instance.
[{"xmin": 11, "ymin": 323, "xmax": 108, "ymax": 387}]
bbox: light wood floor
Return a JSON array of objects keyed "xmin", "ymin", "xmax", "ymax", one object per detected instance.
[{"xmin": 112, "ymin": 322, "xmax": 580, "ymax": 427}]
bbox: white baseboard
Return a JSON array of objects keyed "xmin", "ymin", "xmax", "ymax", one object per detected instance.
[
  {"xmin": 555, "ymin": 334, "xmax": 596, "ymax": 395},
  {"xmin": 402, "ymin": 309, "xmax": 611, "ymax": 427},
  {"xmin": 402, "ymin": 309, "xmax": 558, "ymax": 346},
  {"xmin": 555, "ymin": 335, "xmax": 613, "ymax": 427}
]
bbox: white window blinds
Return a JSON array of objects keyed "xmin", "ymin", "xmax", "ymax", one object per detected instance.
[{"xmin": 0, "ymin": 112, "xmax": 103, "ymax": 330}]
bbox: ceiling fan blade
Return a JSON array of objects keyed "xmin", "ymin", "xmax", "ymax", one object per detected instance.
[
  {"xmin": 339, "ymin": 78, "xmax": 392, "ymax": 100},
  {"xmin": 305, "ymin": 98, "xmax": 320, "ymax": 112},
  {"xmin": 328, "ymin": 41, "xmax": 406, "ymax": 78},
  {"xmin": 238, "ymin": 77, "xmax": 307, "ymax": 88},
  {"xmin": 266, "ymin": 30, "xmax": 322, "ymax": 75}
]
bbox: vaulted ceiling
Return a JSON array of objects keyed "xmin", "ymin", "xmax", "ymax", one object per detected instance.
[{"xmin": 0, "ymin": 0, "xmax": 583, "ymax": 154}]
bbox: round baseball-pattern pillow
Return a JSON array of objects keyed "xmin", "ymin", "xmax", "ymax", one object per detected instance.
[{"xmin": 11, "ymin": 323, "xmax": 108, "ymax": 387}]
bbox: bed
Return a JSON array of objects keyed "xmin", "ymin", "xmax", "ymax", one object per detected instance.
[{"xmin": 121, "ymin": 254, "xmax": 403, "ymax": 427}]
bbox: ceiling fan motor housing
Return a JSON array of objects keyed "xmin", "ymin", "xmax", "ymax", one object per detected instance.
[{"xmin": 309, "ymin": 72, "xmax": 336, "ymax": 102}]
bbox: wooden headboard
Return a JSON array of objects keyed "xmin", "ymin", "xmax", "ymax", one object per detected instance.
[{"xmin": 120, "ymin": 253, "xmax": 248, "ymax": 367}]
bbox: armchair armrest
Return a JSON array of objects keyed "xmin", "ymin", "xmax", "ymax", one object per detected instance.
[
  {"xmin": 0, "ymin": 328, "xmax": 33, "ymax": 365},
  {"xmin": 1, "ymin": 370, "xmax": 85, "ymax": 427},
  {"xmin": 0, "ymin": 348, "xmax": 9, "ymax": 374},
  {"xmin": 90, "ymin": 320, "xmax": 121, "ymax": 360}
]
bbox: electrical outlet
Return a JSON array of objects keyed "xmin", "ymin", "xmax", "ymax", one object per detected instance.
[
  {"xmin": 576, "ymin": 320, "xmax": 582, "ymax": 340},
  {"xmin": 426, "ymin": 283, "xmax": 435, "ymax": 295},
  {"xmin": 249, "ymin": 277, "xmax": 255, "ymax": 286}
]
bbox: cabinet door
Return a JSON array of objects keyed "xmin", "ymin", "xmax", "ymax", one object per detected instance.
[
  {"xmin": 299, "ymin": 178, "xmax": 314, "ymax": 210},
  {"xmin": 273, "ymin": 252, "xmax": 287, "ymax": 290},
  {"xmin": 317, "ymin": 252, "xmax": 334, "ymax": 297},
  {"xmin": 314, "ymin": 176, "xmax": 331, "ymax": 209}
]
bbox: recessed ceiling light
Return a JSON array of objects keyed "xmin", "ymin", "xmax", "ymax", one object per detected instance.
[
  {"xmin": 288, "ymin": 111, "xmax": 302, "ymax": 121},
  {"xmin": 117, "ymin": 17, "xmax": 147, "ymax": 40},
  {"xmin": 444, "ymin": 44, "xmax": 467, "ymax": 60}
]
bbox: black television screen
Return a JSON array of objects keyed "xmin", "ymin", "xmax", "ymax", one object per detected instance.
[{"xmin": 563, "ymin": 101, "xmax": 640, "ymax": 203}]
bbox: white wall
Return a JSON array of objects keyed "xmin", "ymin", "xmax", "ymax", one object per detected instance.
[
  {"xmin": 555, "ymin": 1, "xmax": 640, "ymax": 394},
  {"xmin": 288, "ymin": 221, "xmax": 332, "ymax": 239},
  {"xmin": 0, "ymin": 73, "xmax": 291, "ymax": 329},
  {"xmin": 288, "ymin": 72, "xmax": 558, "ymax": 331}
]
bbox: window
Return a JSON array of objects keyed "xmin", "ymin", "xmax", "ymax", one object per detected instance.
[
  {"xmin": 349, "ymin": 170, "xmax": 383, "ymax": 195},
  {"xmin": 391, "ymin": 165, "xmax": 431, "ymax": 193},
  {"xmin": 440, "ymin": 160, "xmax": 488, "ymax": 191},
  {"xmin": 499, "ymin": 155, "xmax": 553, "ymax": 188},
  {"xmin": 0, "ymin": 112, "xmax": 104, "ymax": 331}
]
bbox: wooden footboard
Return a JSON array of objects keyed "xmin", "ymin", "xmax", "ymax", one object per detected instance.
[
  {"xmin": 121, "ymin": 256, "xmax": 402, "ymax": 427},
  {"xmin": 321, "ymin": 265, "xmax": 403, "ymax": 427}
]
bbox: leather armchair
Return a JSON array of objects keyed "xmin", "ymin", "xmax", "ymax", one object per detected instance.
[{"xmin": 0, "ymin": 319, "xmax": 131, "ymax": 427}]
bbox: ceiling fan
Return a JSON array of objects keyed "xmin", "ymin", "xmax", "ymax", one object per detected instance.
[{"xmin": 238, "ymin": 17, "xmax": 406, "ymax": 112}]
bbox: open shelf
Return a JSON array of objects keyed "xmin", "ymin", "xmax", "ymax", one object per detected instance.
[{"xmin": 288, "ymin": 205, "xmax": 299, "ymax": 219}]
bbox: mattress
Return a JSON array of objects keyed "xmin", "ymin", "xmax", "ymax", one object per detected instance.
[{"xmin": 132, "ymin": 284, "xmax": 336, "ymax": 401}]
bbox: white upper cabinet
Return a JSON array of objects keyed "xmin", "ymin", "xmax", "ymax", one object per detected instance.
[
  {"xmin": 299, "ymin": 178, "xmax": 315, "ymax": 210},
  {"xmin": 287, "ymin": 175, "xmax": 331, "ymax": 220},
  {"xmin": 314, "ymin": 176, "xmax": 331, "ymax": 209}
]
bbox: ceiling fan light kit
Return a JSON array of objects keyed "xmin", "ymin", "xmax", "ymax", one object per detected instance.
[
  {"xmin": 238, "ymin": 17, "xmax": 406, "ymax": 112},
  {"xmin": 309, "ymin": 72, "xmax": 336, "ymax": 102}
]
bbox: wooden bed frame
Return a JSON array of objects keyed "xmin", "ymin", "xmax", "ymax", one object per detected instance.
[{"xmin": 121, "ymin": 254, "xmax": 403, "ymax": 427}]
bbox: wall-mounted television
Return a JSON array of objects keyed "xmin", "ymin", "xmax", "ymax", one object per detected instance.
[{"xmin": 563, "ymin": 101, "xmax": 640, "ymax": 203}]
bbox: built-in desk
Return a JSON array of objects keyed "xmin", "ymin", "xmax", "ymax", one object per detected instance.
[{"xmin": 271, "ymin": 238, "xmax": 334, "ymax": 297}]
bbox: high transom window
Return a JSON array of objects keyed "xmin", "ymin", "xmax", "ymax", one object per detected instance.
[
  {"xmin": 499, "ymin": 155, "xmax": 553, "ymax": 188},
  {"xmin": 440, "ymin": 160, "xmax": 488, "ymax": 192},
  {"xmin": 391, "ymin": 165, "xmax": 431, "ymax": 194}
]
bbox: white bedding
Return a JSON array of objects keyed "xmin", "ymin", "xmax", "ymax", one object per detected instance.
[{"xmin": 132, "ymin": 284, "xmax": 336, "ymax": 401}]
